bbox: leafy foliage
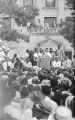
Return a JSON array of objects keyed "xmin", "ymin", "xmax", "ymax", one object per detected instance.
[
  {"xmin": 59, "ymin": 0, "xmax": 74, "ymax": 46},
  {"xmin": 0, "ymin": 0, "xmax": 39, "ymax": 26},
  {"xmin": 0, "ymin": 28, "xmax": 30, "ymax": 42},
  {"xmin": 0, "ymin": 0, "xmax": 39, "ymax": 42},
  {"xmin": 0, "ymin": 19, "xmax": 30, "ymax": 42},
  {"xmin": 59, "ymin": 17, "xmax": 74, "ymax": 44},
  {"xmin": 66, "ymin": 0, "xmax": 74, "ymax": 9}
]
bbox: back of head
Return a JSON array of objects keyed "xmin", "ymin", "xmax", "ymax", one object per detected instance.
[
  {"xmin": 20, "ymin": 86, "xmax": 30, "ymax": 98},
  {"xmin": 41, "ymin": 86, "xmax": 51, "ymax": 96}
]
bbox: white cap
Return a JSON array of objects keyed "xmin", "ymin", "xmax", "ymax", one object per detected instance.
[{"xmin": 0, "ymin": 39, "xmax": 2, "ymax": 43}]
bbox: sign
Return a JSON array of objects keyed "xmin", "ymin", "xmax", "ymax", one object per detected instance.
[{"xmin": 45, "ymin": 0, "xmax": 55, "ymax": 7}]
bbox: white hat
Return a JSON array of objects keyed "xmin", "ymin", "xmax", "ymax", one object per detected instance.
[
  {"xmin": 65, "ymin": 96, "xmax": 75, "ymax": 108},
  {"xmin": 0, "ymin": 39, "xmax": 2, "ymax": 43},
  {"xmin": 48, "ymin": 106, "xmax": 73, "ymax": 120},
  {"xmin": 0, "ymin": 47, "xmax": 2, "ymax": 51},
  {"xmin": 40, "ymin": 79, "xmax": 51, "ymax": 86},
  {"xmin": 6, "ymin": 48, "xmax": 10, "ymax": 51}
]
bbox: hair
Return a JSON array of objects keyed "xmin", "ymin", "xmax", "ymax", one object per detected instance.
[
  {"xmin": 61, "ymin": 93, "xmax": 70, "ymax": 106},
  {"xmin": 27, "ymin": 84, "xmax": 33, "ymax": 92},
  {"xmin": 20, "ymin": 86, "xmax": 30, "ymax": 98},
  {"xmin": 45, "ymin": 48, "xmax": 48, "ymax": 49},
  {"xmin": 70, "ymin": 97, "xmax": 75, "ymax": 117},
  {"xmin": 53, "ymin": 90, "xmax": 62, "ymax": 105},
  {"xmin": 50, "ymin": 77, "xmax": 58, "ymax": 88},
  {"xmin": 73, "ymin": 55, "xmax": 75, "ymax": 58},
  {"xmin": 41, "ymin": 86, "xmax": 51, "ymax": 96},
  {"xmin": 14, "ymin": 53, "xmax": 17, "ymax": 58},
  {"xmin": 60, "ymin": 80, "xmax": 70, "ymax": 91},
  {"xmin": 26, "ymin": 49, "xmax": 29, "ymax": 53},
  {"xmin": 34, "ymin": 47, "xmax": 39, "ymax": 52},
  {"xmin": 70, "ymin": 80, "xmax": 75, "ymax": 96}
]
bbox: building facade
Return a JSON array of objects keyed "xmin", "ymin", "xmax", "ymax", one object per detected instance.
[
  {"xmin": 15, "ymin": 0, "xmax": 71, "ymax": 32},
  {"xmin": 8, "ymin": 0, "xmax": 74, "ymax": 58}
]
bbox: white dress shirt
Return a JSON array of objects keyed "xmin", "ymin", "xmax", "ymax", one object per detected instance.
[
  {"xmin": 62, "ymin": 59, "xmax": 72, "ymax": 68},
  {"xmin": 52, "ymin": 61, "xmax": 61, "ymax": 68}
]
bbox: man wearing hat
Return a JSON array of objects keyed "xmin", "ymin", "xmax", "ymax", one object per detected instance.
[
  {"xmin": 36, "ymin": 79, "xmax": 58, "ymax": 114},
  {"xmin": 48, "ymin": 106, "xmax": 74, "ymax": 120}
]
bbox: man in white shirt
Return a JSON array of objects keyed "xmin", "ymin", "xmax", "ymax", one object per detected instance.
[
  {"xmin": 24, "ymin": 50, "xmax": 29, "ymax": 60},
  {"xmin": 52, "ymin": 56, "xmax": 61, "ymax": 68},
  {"xmin": 62, "ymin": 56, "xmax": 72, "ymax": 68},
  {"xmin": 45, "ymin": 48, "xmax": 52, "ymax": 58},
  {"xmin": 23, "ymin": 57, "xmax": 32, "ymax": 68},
  {"xmin": 0, "ymin": 50, "xmax": 6, "ymax": 62}
]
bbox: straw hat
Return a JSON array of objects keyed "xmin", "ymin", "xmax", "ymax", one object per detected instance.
[
  {"xmin": 32, "ymin": 76, "xmax": 39, "ymax": 84},
  {"xmin": 48, "ymin": 106, "xmax": 73, "ymax": 120},
  {"xmin": 65, "ymin": 95, "xmax": 75, "ymax": 108},
  {"xmin": 0, "ymin": 39, "xmax": 2, "ymax": 43},
  {"xmin": 40, "ymin": 79, "xmax": 51, "ymax": 86},
  {"xmin": 58, "ymin": 77, "xmax": 72, "ymax": 86}
]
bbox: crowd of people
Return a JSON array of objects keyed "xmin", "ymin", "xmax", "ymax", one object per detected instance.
[{"xmin": 0, "ymin": 42, "xmax": 75, "ymax": 120}]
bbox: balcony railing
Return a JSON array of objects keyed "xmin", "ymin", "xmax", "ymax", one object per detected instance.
[{"xmin": 30, "ymin": 27, "xmax": 59, "ymax": 33}]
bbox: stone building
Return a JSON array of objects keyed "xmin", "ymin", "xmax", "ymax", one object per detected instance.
[
  {"xmin": 14, "ymin": 0, "xmax": 71, "ymax": 32},
  {"xmin": 0, "ymin": 0, "xmax": 74, "ymax": 59}
]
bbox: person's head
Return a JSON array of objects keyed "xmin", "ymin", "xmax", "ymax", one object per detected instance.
[
  {"xmin": 20, "ymin": 86, "xmax": 30, "ymax": 98},
  {"xmin": 53, "ymin": 90, "xmax": 62, "ymax": 105},
  {"xmin": 16, "ymin": 57, "xmax": 20, "ymax": 63},
  {"xmin": 5, "ymin": 57, "xmax": 10, "ymax": 62},
  {"xmin": 14, "ymin": 53, "xmax": 17, "ymax": 58},
  {"xmin": 65, "ymin": 96, "xmax": 75, "ymax": 117},
  {"xmin": 4, "ymin": 51, "xmax": 9, "ymax": 55},
  {"xmin": 58, "ymin": 44, "xmax": 61, "ymax": 49},
  {"xmin": 27, "ymin": 84, "xmax": 33, "ymax": 93},
  {"xmin": 39, "ymin": 48, "xmax": 43, "ymax": 53},
  {"xmin": 26, "ymin": 57, "xmax": 30, "ymax": 63},
  {"xmin": 26, "ymin": 49, "xmax": 29, "ymax": 53},
  {"xmin": 65, "ymin": 55, "xmax": 69, "ymax": 60},
  {"xmin": 41, "ymin": 86, "xmax": 51, "ymax": 96},
  {"xmin": 60, "ymin": 80, "xmax": 70, "ymax": 91},
  {"xmin": 45, "ymin": 48, "xmax": 49, "ymax": 53},
  {"xmin": 30, "ymin": 90, "xmax": 44, "ymax": 104},
  {"xmin": 50, "ymin": 77, "xmax": 58, "ymax": 88},
  {"xmin": 50, "ymin": 48, "xmax": 53, "ymax": 53},
  {"xmin": 73, "ymin": 55, "xmax": 75, "ymax": 58},
  {"xmin": 61, "ymin": 91, "xmax": 71, "ymax": 106},
  {"xmin": 49, "ymin": 106, "xmax": 73, "ymax": 120},
  {"xmin": 34, "ymin": 47, "xmax": 39, "ymax": 53},
  {"xmin": 41, "ymin": 80, "xmax": 51, "ymax": 96},
  {"xmin": 55, "ymin": 56, "xmax": 59, "ymax": 62}
]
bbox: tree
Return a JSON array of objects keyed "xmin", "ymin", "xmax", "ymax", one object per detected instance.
[
  {"xmin": 59, "ymin": 0, "xmax": 74, "ymax": 46},
  {"xmin": 66, "ymin": 0, "xmax": 74, "ymax": 9},
  {"xmin": 0, "ymin": 0, "xmax": 39, "ymax": 26},
  {"xmin": 0, "ymin": 0, "xmax": 39, "ymax": 42}
]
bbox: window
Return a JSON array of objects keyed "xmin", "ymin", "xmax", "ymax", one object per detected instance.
[
  {"xmin": 45, "ymin": 0, "xmax": 56, "ymax": 8},
  {"xmin": 24, "ymin": 0, "xmax": 33, "ymax": 6},
  {"xmin": 65, "ymin": 51, "xmax": 72, "ymax": 60},
  {"xmin": 44, "ymin": 17, "xmax": 57, "ymax": 29}
]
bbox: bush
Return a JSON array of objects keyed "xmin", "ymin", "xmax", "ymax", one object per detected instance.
[{"xmin": 0, "ymin": 29, "xmax": 30, "ymax": 42}]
